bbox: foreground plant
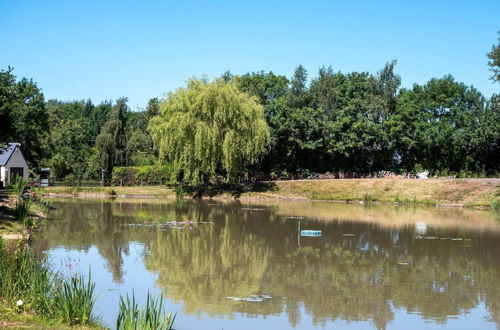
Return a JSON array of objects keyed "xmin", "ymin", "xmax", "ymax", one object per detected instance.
[
  {"xmin": 11, "ymin": 176, "xmax": 29, "ymax": 198},
  {"xmin": 117, "ymin": 291, "xmax": 176, "ymax": 330},
  {"xmin": 0, "ymin": 239, "xmax": 53, "ymax": 315},
  {"xmin": 14, "ymin": 198, "xmax": 33, "ymax": 226},
  {"xmin": 54, "ymin": 271, "xmax": 98, "ymax": 326}
]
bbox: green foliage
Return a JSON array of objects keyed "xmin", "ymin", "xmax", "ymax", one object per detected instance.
[
  {"xmin": 94, "ymin": 97, "xmax": 129, "ymax": 176},
  {"xmin": 117, "ymin": 292, "xmax": 176, "ymax": 330},
  {"xmin": 149, "ymin": 78, "xmax": 270, "ymax": 184},
  {"xmin": 491, "ymin": 198, "xmax": 500, "ymax": 211},
  {"xmin": 488, "ymin": 31, "xmax": 500, "ymax": 83},
  {"xmin": 175, "ymin": 185, "xmax": 185, "ymax": 198},
  {"xmin": 3, "ymin": 30, "xmax": 500, "ymax": 180},
  {"xmin": 363, "ymin": 194, "xmax": 373, "ymax": 204},
  {"xmin": 14, "ymin": 199, "xmax": 32, "ymax": 226},
  {"xmin": 53, "ymin": 272, "xmax": 98, "ymax": 326},
  {"xmin": 12, "ymin": 176, "xmax": 28, "ymax": 197},
  {"xmin": 0, "ymin": 67, "xmax": 48, "ymax": 167},
  {"xmin": 0, "ymin": 241, "xmax": 102, "ymax": 327},
  {"xmin": 0, "ymin": 241, "xmax": 54, "ymax": 315},
  {"xmin": 112, "ymin": 165, "xmax": 172, "ymax": 185}
]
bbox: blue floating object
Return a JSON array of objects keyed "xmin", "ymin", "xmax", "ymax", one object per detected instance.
[{"xmin": 301, "ymin": 230, "xmax": 322, "ymax": 237}]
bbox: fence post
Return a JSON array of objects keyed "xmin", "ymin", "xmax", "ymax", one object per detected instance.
[{"xmin": 120, "ymin": 179, "xmax": 123, "ymax": 187}]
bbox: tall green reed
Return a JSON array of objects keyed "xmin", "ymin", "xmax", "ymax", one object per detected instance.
[
  {"xmin": 491, "ymin": 198, "xmax": 500, "ymax": 211},
  {"xmin": 0, "ymin": 239, "xmax": 54, "ymax": 314},
  {"xmin": 54, "ymin": 271, "xmax": 98, "ymax": 326},
  {"xmin": 117, "ymin": 291, "xmax": 176, "ymax": 330},
  {"xmin": 11, "ymin": 176, "xmax": 28, "ymax": 197},
  {"xmin": 14, "ymin": 198, "xmax": 32, "ymax": 226}
]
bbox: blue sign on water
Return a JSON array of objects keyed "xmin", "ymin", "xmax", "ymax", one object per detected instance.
[{"xmin": 301, "ymin": 230, "xmax": 322, "ymax": 237}]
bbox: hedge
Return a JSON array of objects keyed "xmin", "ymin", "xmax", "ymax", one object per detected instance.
[{"xmin": 111, "ymin": 165, "xmax": 172, "ymax": 185}]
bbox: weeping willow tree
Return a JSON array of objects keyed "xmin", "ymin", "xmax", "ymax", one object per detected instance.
[{"xmin": 148, "ymin": 78, "xmax": 270, "ymax": 184}]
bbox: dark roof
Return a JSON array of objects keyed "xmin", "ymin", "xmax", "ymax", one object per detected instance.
[{"xmin": 0, "ymin": 143, "xmax": 21, "ymax": 166}]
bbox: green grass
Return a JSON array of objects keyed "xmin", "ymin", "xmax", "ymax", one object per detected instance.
[
  {"xmin": 0, "ymin": 239, "xmax": 54, "ymax": 315},
  {"xmin": 117, "ymin": 292, "xmax": 176, "ymax": 330},
  {"xmin": 0, "ymin": 239, "xmax": 102, "ymax": 328}
]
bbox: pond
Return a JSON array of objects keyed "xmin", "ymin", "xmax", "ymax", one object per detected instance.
[{"xmin": 32, "ymin": 199, "xmax": 500, "ymax": 330}]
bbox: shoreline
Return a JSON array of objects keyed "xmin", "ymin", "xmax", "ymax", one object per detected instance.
[{"xmin": 38, "ymin": 178, "xmax": 500, "ymax": 210}]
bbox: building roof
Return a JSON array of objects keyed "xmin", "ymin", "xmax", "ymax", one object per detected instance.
[{"xmin": 0, "ymin": 143, "xmax": 21, "ymax": 166}]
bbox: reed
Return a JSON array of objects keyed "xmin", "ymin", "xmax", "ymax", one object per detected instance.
[
  {"xmin": 12, "ymin": 176, "xmax": 28, "ymax": 197},
  {"xmin": 117, "ymin": 291, "xmax": 176, "ymax": 330},
  {"xmin": 175, "ymin": 184, "xmax": 185, "ymax": 198},
  {"xmin": 0, "ymin": 239, "xmax": 54, "ymax": 314},
  {"xmin": 363, "ymin": 194, "xmax": 372, "ymax": 204},
  {"xmin": 54, "ymin": 271, "xmax": 98, "ymax": 326},
  {"xmin": 14, "ymin": 198, "xmax": 32, "ymax": 223},
  {"xmin": 491, "ymin": 199, "xmax": 500, "ymax": 211}
]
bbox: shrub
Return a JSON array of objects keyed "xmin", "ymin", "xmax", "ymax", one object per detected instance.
[{"xmin": 112, "ymin": 165, "xmax": 173, "ymax": 186}]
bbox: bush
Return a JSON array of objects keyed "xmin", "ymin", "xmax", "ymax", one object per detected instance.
[{"xmin": 112, "ymin": 165, "xmax": 173, "ymax": 186}]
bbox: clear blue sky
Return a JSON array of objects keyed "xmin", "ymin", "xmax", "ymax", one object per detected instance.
[{"xmin": 1, "ymin": 0, "xmax": 499, "ymax": 110}]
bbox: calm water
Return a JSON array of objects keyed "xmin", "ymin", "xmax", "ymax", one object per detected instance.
[{"xmin": 32, "ymin": 199, "xmax": 500, "ymax": 330}]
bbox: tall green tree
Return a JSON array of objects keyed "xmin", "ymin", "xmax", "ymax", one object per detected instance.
[
  {"xmin": 395, "ymin": 76, "xmax": 485, "ymax": 173},
  {"xmin": 44, "ymin": 100, "xmax": 92, "ymax": 177},
  {"xmin": 124, "ymin": 98, "xmax": 159, "ymax": 166},
  {"xmin": 148, "ymin": 78, "xmax": 270, "ymax": 184},
  {"xmin": 0, "ymin": 67, "xmax": 48, "ymax": 168},
  {"xmin": 94, "ymin": 98, "xmax": 128, "ymax": 175},
  {"xmin": 488, "ymin": 31, "xmax": 500, "ymax": 84}
]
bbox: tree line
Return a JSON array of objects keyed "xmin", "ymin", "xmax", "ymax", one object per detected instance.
[{"xmin": 1, "ymin": 33, "xmax": 499, "ymax": 181}]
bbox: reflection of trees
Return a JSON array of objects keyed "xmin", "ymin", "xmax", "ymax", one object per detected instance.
[
  {"xmin": 34, "ymin": 199, "xmax": 500, "ymax": 329},
  {"xmin": 145, "ymin": 220, "xmax": 270, "ymax": 316},
  {"xmin": 33, "ymin": 200, "xmax": 135, "ymax": 283}
]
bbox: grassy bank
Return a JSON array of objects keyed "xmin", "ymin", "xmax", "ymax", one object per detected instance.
[
  {"xmin": 260, "ymin": 178, "xmax": 500, "ymax": 208},
  {"xmin": 0, "ymin": 188, "xmax": 46, "ymax": 238},
  {"xmin": 38, "ymin": 185, "xmax": 176, "ymax": 198},
  {"xmin": 39, "ymin": 178, "xmax": 500, "ymax": 208}
]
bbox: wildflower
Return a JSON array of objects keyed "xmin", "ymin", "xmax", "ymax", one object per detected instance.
[{"xmin": 16, "ymin": 300, "xmax": 23, "ymax": 306}]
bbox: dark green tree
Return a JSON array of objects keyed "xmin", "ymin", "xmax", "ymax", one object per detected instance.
[
  {"xmin": 94, "ymin": 98, "xmax": 128, "ymax": 175},
  {"xmin": 0, "ymin": 67, "xmax": 48, "ymax": 168},
  {"xmin": 487, "ymin": 31, "xmax": 500, "ymax": 83},
  {"xmin": 395, "ymin": 76, "xmax": 485, "ymax": 174}
]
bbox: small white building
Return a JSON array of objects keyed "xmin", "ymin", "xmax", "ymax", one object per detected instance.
[{"xmin": 0, "ymin": 143, "xmax": 29, "ymax": 188}]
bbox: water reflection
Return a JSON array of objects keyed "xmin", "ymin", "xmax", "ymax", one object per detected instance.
[{"xmin": 33, "ymin": 199, "xmax": 500, "ymax": 329}]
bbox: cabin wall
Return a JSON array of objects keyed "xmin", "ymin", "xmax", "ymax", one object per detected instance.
[
  {"xmin": 1, "ymin": 148, "xmax": 29, "ymax": 186},
  {"xmin": 0, "ymin": 167, "xmax": 5, "ymax": 187}
]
